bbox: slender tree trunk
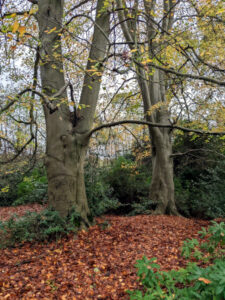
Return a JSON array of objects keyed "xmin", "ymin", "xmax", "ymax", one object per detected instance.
[{"xmin": 37, "ymin": 0, "xmax": 110, "ymax": 222}]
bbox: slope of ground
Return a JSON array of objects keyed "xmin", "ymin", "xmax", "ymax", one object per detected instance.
[{"xmin": 0, "ymin": 205, "xmax": 209, "ymax": 299}]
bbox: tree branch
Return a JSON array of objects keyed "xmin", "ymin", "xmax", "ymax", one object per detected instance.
[
  {"xmin": 89, "ymin": 119, "xmax": 225, "ymax": 137},
  {"xmin": 141, "ymin": 61, "xmax": 225, "ymax": 86},
  {"xmin": 66, "ymin": 0, "xmax": 90, "ymax": 16},
  {"xmin": 0, "ymin": 98, "xmax": 18, "ymax": 115},
  {"xmin": 171, "ymin": 148, "xmax": 225, "ymax": 158},
  {"xmin": 64, "ymin": 14, "xmax": 110, "ymax": 44},
  {"xmin": 0, "ymin": 135, "xmax": 34, "ymax": 164},
  {"xmin": 18, "ymin": 89, "xmax": 58, "ymax": 113}
]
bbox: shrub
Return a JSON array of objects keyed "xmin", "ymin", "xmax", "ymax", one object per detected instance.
[
  {"xmin": 181, "ymin": 221, "xmax": 225, "ymax": 261},
  {"xmin": 190, "ymin": 163, "xmax": 225, "ymax": 219},
  {"xmin": 13, "ymin": 167, "xmax": 47, "ymax": 205},
  {"xmin": 128, "ymin": 222, "xmax": 225, "ymax": 300},
  {"xmin": 0, "ymin": 208, "xmax": 81, "ymax": 248},
  {"xmin": 0, "ymin": 164, "xmax": 47, "ymax": 207},
  {"xmin": 128, "ymin": 199, "xmax": 153, "ymax": 216},
  {"xmin": 85, "ymin": 156, "xmax": 153, "ymax": 216},
  {"xmin": 105, "ymin": 156, "xmax": 151, "ymax": 213},
  {"xmin": 173, "ymin": 133, "xmax": 225, "ymax": 219},
  {"xmin": 0, "ymin": 171, "xmax": 23, "ymax": 206},
  {"xmin": 85, "ymin": 163, "xmax": 120, "ymax": 216},
  {"xmin": 128, "ymin": 257, "xmax": 225, "ymax": 300},
  {"xmin": 175, "ymin": 163, "xmax": 225, "ymax": 219}
]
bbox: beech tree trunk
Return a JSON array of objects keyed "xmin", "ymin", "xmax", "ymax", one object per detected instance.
[
  {"xmin": 149, "ymin": 128, "xmax": 178, "ymax": 215},
  {"xmin": 116, "ymin": 0, "xmax": 180, "ymax": 215},
  {"xmin": 44, "ymin": 133, "xmax": 90, "ymax": 222},
  {"xmin": 37, "ymin": 0, "xmax": 110, "ymax": 222},
  {"xmin": 147, "ymin": 71, "xmax": 179, "ymax": 215}
]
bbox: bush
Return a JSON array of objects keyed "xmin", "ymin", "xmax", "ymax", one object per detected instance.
[
  {"xmin": 0, "ymin": 171, "xmax": 23, "ymax": 206},
  {"xmin": 128, "ymin": 199, "xmax": 153, "ymax": 216},
  {"xmin": 105, "ymin": 156, "xmax": 151, "ymax": 214},
  {"xmin": 175, "ymin": 162, "xmax": 225, "ymax": 219},
  {"xmin": 0, "ymin": 208, "xmax": 81, "ymax": 248},
  {"xmin": 181, "ymin": 221, "xmax": 225, "ymax": 261},
  {"xmin": 128, "ymin": 257, "xmax": 225, "ymax": 300},
  {"xmin": 191, "ymin": 163, "xmax": 225, "ymax": 219},
  {"xmin": 85, "ymin": 156, "xmax": 153, "ymax": 216},
  {"xmin": 0, "ymin": 164, "xmax": 47, "ymax": 207},
  {"xmin": 173, "ymin": 133, "xmax": 225, "ymax": 219},
  {"xmin": 128, "ymin": 222, "xmax": 225, "ymax": 300},
  {"xmin": 174, "ymin": 177, "xmax": 192, "ymax": 217},
  {"xmin": 13, "ymin": 167, "xmax": 47, "ymax": 206},
  {"xmin": 85, "ymin": 163, "xmax": 120, "ymax": 216}
]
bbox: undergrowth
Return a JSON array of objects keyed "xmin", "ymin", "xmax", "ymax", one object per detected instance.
[
  {"xmin": 0, "ymin": 208, "xmax": 81, "ymax": 248},
  {"xmin": 128, "ymin": 221, "xmax": 225, "ymax": 300}
]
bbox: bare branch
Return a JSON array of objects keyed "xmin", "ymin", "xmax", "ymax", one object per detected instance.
[
  {"xmin": 121, "ymin": 124, "xmax": 144, "ymax": 149},
  {"xmin": 65, "ymin": 14, "xmax": 110, "ymax": 44},
  {"xmin": 134, "ymin": 60, "xmax": 225, "ymax": 86},
  {"xmin": 66, "ymin": 0, "xmax": 90, "ymax": 15},
  {"xmin": 8, "ymin": 114, "xmax": 33, "ymax": 125},
  {"xmin": 0, "ymin": 98, "xmax": 18, "ymax": 114},
  {"xmin": 0, "ymin": 135, "xmax": 34, "ymax": 164},
  {"xmin": 18, "ymin": 88, "xmax": 57, "ymax": 113},
  {"xmin": 89, "ymin": 119, "xmax": 225, "ymax": 137},
  {"xmin": 171, "ymin": 148, "xmax": 225, "ymax": 158},
  {"xmin": 0, "ymin": 135, "xmax": 16, "ymax": 149}
]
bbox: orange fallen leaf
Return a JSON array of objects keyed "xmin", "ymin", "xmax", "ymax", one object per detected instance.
[{"xmin": 198, "ymin": 277, "xmax": 211, "ymax": 284}]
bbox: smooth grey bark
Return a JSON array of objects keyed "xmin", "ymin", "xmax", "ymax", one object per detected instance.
[
  {"xmin": 37, "ymin": 0, "xmax": 110, "ymax": 222},
  {"xmin": 117, "ymin": 0, "xmax": 179, "ymax": 215}
]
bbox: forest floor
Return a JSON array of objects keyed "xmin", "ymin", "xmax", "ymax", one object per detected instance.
[{"xmin": 0, "ymin": 204, "xmax": 210, "ymax": 300}]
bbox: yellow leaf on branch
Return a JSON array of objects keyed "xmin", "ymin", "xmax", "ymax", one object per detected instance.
[
  {"xmin": 12, "ymin": 21, "xmax": 19, "ymax": 33},
  {"xmin": 18, "ymin": 26, "xmax": 26, "ymax": 37}
]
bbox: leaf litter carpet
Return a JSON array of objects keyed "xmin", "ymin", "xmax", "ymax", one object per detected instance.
[{"xmin": 0, "ymin": 205, "xmax": 209, "ymax": 299}]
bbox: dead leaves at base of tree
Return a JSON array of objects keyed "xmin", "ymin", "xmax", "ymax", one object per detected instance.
[{"xmin": 0, "ymin": 205, "xmax": 209, "ymax": 299}]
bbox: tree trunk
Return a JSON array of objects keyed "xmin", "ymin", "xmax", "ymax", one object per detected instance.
[
  {"xmin": 147, "ymin": 71, "xmax": 179, "ymax": 215},
  {"xmin": 150, "ymin": 129, "xmax": 178, "ymax": 215},
  {"xmin": 37, "ymin": 0, "xmax": 110, "ymax": 222},
  {"xmin": 36, "ymin": 0, "xmax": 90, "ymax": 221},
  {"xmin": 45, "ymin": 133, "xmax": 90, "ymax": 221},
  {"xmin": 116, "ymin": 0, "xmax": 180, "ymax": 215}
]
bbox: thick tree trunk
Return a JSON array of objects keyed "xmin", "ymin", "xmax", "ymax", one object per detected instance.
[
  {"xmin": 150, "ymin": 129, "xmax": 179, "ymax": 215},
  {"xmin": 36, "ymin": 0, "xmax": 109, "ymax": 222},
  {"xmin": 36, "ymin": 0, "xmax": 90, "ymax": 221},
  {"xmin": 45, "ymin": 133, "xmax": 90, "ymax": 222},
  {"xmin": 147, "ymin": 71, "xmax": 179, "ymax": 215}
]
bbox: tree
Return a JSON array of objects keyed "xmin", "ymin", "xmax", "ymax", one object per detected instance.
[
  {"xmin": 111, "ymin": 0, "xmax": 225, "ymax": 214},
  {"xmin": 0, "ymin": 0, "xmax": 110, "ymax": 224}
]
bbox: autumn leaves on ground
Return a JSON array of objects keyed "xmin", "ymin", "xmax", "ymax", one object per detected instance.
[{"xmin": 0, "ymin": 205, "xmax": 209, "ymax": 299}]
